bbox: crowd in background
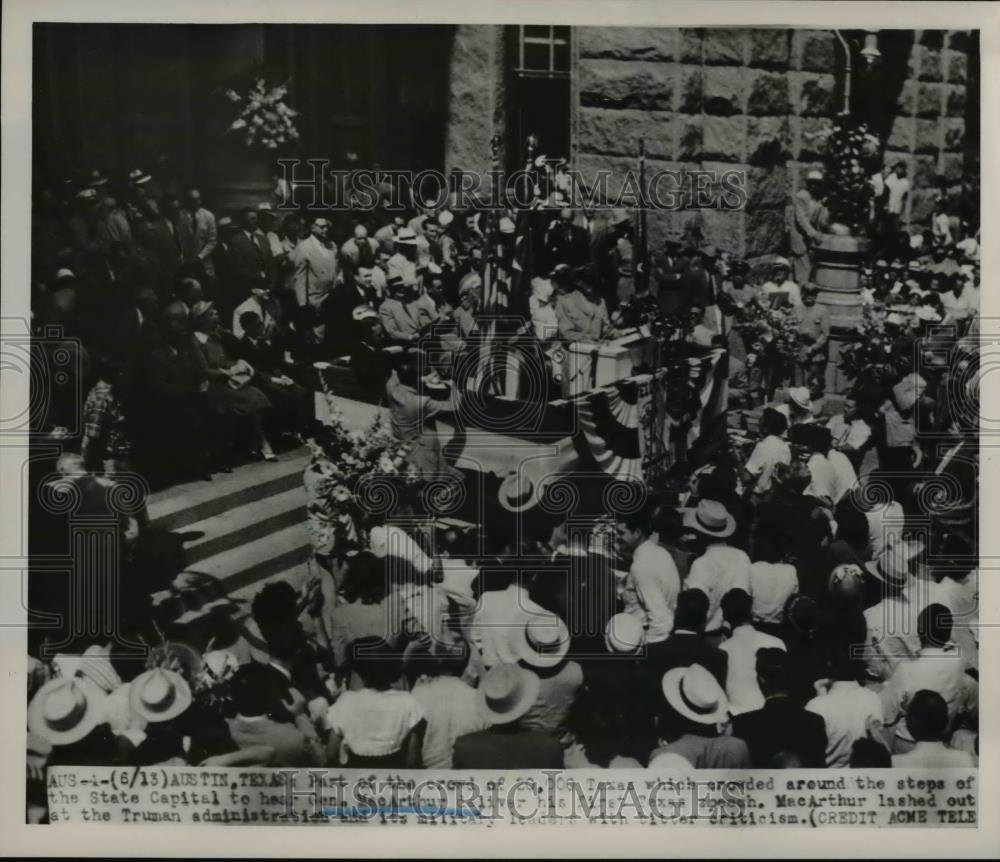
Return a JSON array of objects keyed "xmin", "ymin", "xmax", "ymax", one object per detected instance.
[{"xmin": 26, "ymin": 156, "xmax": 980, "ymax": 822}]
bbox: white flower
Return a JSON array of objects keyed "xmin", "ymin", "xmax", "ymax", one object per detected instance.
[
  {"xmin": 225, "ymin": 89, "xmax": 241, "ymax": 103},
  {"xmin": 229, "ymin": 118, "xmax": 247, "ymax": 130},
  {"xmin": 378, "ymin": 455, "xmax": 395, "ymax": 474}
]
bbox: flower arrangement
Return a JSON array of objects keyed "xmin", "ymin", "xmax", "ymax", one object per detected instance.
[
  {"xmin": 733, "ymin": 296, "xmax": 803, "ymax": 367},
  {"xmin": 225, "ymin": 78, "xmax": 300, "ymax": 151},
  {"xmin": 839, "ymin": 303, "xmax": 909, "ymax": 389},
  {"xmin": 305, "ymin": 381, "xmax": 425, "ymax": 559},
  {"xmin": 817, "ymin": 116, "xmax": 881, "ymax": 235}
]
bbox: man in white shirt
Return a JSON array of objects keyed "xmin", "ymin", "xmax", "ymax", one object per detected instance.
[
  {"xmin": 880, "ymin": 603, "xmax": 977, "ymax": 751},
  {"xmin": 884, "ymin": 161, "xmax": 911, "ymax": 221},
  {"xmin": 826, "ymin": 396, "xmax": 872, "ymax": 462},
  {"xmin": 289, "ymin": 217, "xmax": 339, "ymax": 308},
  {"xmin": 718, "ymin": 588, "xmax": 785, "ymax": 715},
  {"xmin": 891, "ymin": 690, "xmax": 976, "ymax": 768},
  {"xmin": 615, "ymin": 511, "xmax": 681, "ymax": 644},
  {"xmin": 747, "ymin": 526, "xmax": 799, "ymax": 628},
  {"xmin": 806, "ymin": 651, "xmax": 885, "ymax": 768},
  {"xmin": 827, "ymin": 446, "xmax": 858, "ymax": 505},
  {"xmin": 862, "ymin": 542, "xmax": 924, "ymax": 681},
  {"xmin": 469, "ymin": 573, "xmax": 548, "ymax": 670},
  {"xmin": 741, "ymin": 407, "xmax": 790, "ymax": 497},
  {"xmin": 684, "ymin": 501, "xmax": 751, "ymax": 636}
]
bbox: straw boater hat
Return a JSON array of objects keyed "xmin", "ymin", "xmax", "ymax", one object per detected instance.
[
  {"xmin": 681, "ymin": 499, "xmax": 736, "ymax": 539},
  {"xmin": 352, "ymin": 305, "xmax": 378, "ymax": 323},
  {"xmin": 128, "ymin": 168, "xmax": 152, "ymax": 186},
  {"xmin": 865, "ymin": 539, "xmax": 925, "ymax": 588},
  {"xmin": 53, "ymin": 644, "xmax": 122, "ymax": 695},
  {"xmin": 605, "ymin": 613, "xmax": 645, "ymax": 654},
  {"xmin": 76, "ymin": 187, "xmax": 98, "ymax": 201},
  {"xmin": 513, "ymin": 613, "xmax": 571, "ymax": 669},
  {"xmin": 787, "ymin": 386, "xmax": 813, "ymax": 411},
  {"xmin": 87, "ymin": 169, "xmax": 109, "ymax": 188},
  {"xmin": 479, "ymin": 663, "xmax": 541, "ymax": 724},
  {"xmin": 129, "ymin": 668, "xmax": 192, "ymax": 724},
  {"xmin": 395, "ymin": 227, "xmax": 418, "ymax": 245},
  {"xmin": 661, "ymin": 663, "xmax": 729, "ymax": 725},
  {"xmin": 190, "ymin": 300, "xmax": 215, "ymax": 321},
  {"xmin": 29, "ymin": 677, "xmax": 108, "ymax": 745},
  {"xmin": 498, "ymin": 469, "xmax": 552, "ymax": 513}
]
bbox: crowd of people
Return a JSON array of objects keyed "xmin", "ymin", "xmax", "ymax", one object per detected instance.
[{"xmin": 26, "ymin": 154, "xmax": 979, "ymax": 822}]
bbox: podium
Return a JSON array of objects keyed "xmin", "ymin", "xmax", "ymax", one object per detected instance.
[{"xmin": 563, "ymin": 326, "xmax": 660, "ymax": 397}]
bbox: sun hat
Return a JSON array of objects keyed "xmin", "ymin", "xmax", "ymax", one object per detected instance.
[
  {"xmin": 53, "ymin": 645, "xmax": 122, "ymax": 695},
  {"xmin": 865, "ymin": 539, "xmax": 924, "ymax": 588},
  {"xmin": 129, "ymin": 668, "xmax": 192, "ymax": 723},
  {"xmin": 76, "ymin": 187, "xmax": 98, "ymax": 201},
  {"xmin": 128, "ymin": 168, "xmax": 152, "ymax": 185},
  {"xmin": 87, "ymin": 169, "xmax": 109, "ymax": 188},
  {"xmin": 681, "ymin": 499, "xmax": 736, "ymax": 539},
  {"xmin": 28, "ymin": 677, "xmax": 108, "ymax": 746},
  {"xmin": 257, "ymin": 201, "xmax": 274, "ymax": 212},
  {"xmin": 513, "ymin": 613, "xmax": 571, "ymax": 669},
  {"xmin": 604, "ymin": 613, "xmax": 645, "ymax": 654},
  {"xmin": 788, "ymin": 386, "xmax": 813, "ymax": 411},
  {"xmin": 352, "ymin": 305, "xmax": 378, "ymax": 323},
  {"xmin": 479, "ymin": 663, "xmax": 541, "ymax": 724},
  {"xmin": 190, "ymin": 300, "xmax": 215, "ymax": 320},
  {"xmin": 395, "ymin": 227, "xmax": 418, "ymax": 245},
  {"xmin": 661, "ymin": 663, "xmax": 729, "ymax": 725},
  {"xmin": 498, "ymin": 216, "xmax": 516, "ymax": 235},
  {"xmin": 806, "ymin": 169, "xmax": 824, "ymax": 181},
  {"xmin": 217, "ymin": 216, "xmax": 234, "ymax": 229},
  {"xmin": 498, "ymin": 470, "xmax": 548, "ymax": 513}
]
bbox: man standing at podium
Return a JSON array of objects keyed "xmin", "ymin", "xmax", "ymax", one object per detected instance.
[{"xmin": 555, "ymin": 265, "xmax": 617, "ymax": 344}]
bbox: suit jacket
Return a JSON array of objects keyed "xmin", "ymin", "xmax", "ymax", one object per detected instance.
[
  {"xmin": 788, "ymin": 190, "xmax": 828, "ymax": 256},
  {"xmin": 135, "ymin": 217, "xmax": 182, "ymax": 285},
  {"xmin": 452, "ymin": 727, "xmax": 563, "ymax": 770},
  {"xmin": 290, "ymin": 235, "xmax": 338, "ymax": 308},
  {"xmin": 228, "ymin": 229, "xmax": 272, "ymax": 286},
  {"xmin": 647, "ymin": 631, "xmax": 728, "ymax": 688},
  {"xmin": 731, "ymin": 696, "xmax": 828, "ymax": 768},
  {"xmin": 178, "ymin": 207, "xmax": 218, "ymax": 276}
]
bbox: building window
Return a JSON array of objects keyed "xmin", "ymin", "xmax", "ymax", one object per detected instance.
[
  {"xmin": 508, "ymin": 26, "xmax": 571, "ymax": 169},
  {"xmin": 515, "ymin": 25, "xmax": 571, "ymax": 76}
]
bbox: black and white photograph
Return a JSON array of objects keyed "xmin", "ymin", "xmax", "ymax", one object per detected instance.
[{"xmin": 2, "ymin": 1, "xmax": 996, "ymax": 854}]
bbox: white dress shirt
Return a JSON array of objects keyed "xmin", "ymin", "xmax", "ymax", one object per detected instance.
[
  {"xmin": 621, "ymin": 537, "xmax": 681, "ymax": 643},
  {"xmin": 806, "ymin": 681, "xmax": 884, "ymax": 768},
  {"xmin": 687, "ymin": 544, "xmax": 752, "ymax": 633},
  {"xmin": 719, "ymin": 623, "xmax": 786, "ymax": 716}
]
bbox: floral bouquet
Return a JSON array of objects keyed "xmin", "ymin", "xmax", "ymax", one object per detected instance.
[
  {"xmin": 735, "ymin": 297, "xmax": 803, "ymax": 366},
  {"xmin": 305, "ymin": 381, "xmax": 425, "ymax": 558},
  {"xmin": 839, "ymin": 303, "xmax": 908, "ymax": 389},
  {"xmin": 225, "ymin": 78, "xmax": 300, "ymax": 151},
  {"xmin": 817, "ymin": 116, "xmax": 881, "ymax": 235}
]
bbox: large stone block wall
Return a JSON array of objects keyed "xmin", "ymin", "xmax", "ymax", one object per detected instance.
[
  {"xmin": 572, "ymin": 27, "xmax": 972, "ymax": 258},
  {"xmin": 441, "ymin": 26, "xmax": 974, "ymax": 258}
]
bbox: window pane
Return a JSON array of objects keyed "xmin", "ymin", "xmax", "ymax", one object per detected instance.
[
  {"xmin": 552, "ymin": 26, "xmax": 570, "ymax": 43},
  {"xmin": 523, "ymin": 25, "xmax": 550, "ymax": 39},
  {"xmin": 523, "ymin": 42, "xmax": 550, "ymax": 71},
  {"xmin": 553, "ymin": 41, "xmax": 569, "ymax": 72}
]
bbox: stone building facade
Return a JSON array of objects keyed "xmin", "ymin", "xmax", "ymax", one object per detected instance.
[{"xmin": 445, "ymin": 26, "xmax": 976, "ymax": 260}]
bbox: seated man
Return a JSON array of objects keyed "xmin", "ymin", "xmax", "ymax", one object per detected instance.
[
  {"xmin": 554, "ymin": 265, "xmax": 617, "ymax": 344},
  {"xmin": 379, "ymin": 276, "xmax": 439, "ymax": 347}
]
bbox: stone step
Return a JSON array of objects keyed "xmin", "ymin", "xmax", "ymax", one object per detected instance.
[
  {"xmin": 148, "ymin": 448, "xmax": 310, "ymax": 532},
  {"xmin": 188, "ymin": 521, "xmax": 313, "ymax": 596},
  {"xmin": 180, "ymin": 487, "xmax": 307, "ymax": 565}
]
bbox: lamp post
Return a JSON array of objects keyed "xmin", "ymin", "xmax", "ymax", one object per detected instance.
[{"xmin": 834, "ymin": 29, "xmax": 881, "ymax": 114}]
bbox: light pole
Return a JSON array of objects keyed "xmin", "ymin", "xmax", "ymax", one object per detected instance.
[{"xmin": 834, "ymin": 29, "xmax": 881, "ymax": 114}]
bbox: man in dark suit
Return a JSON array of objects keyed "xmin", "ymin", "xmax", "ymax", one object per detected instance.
[
  {"xmin": 653, "ymin": 239, "xmax": 689, "ymax": 317},
  {"xmin": 228, "ymin": 207, "xmax": 273, "ymax": 293},
  {"xmin": 731, "ymin": 648, "xmax": 828, "ymax": 768},
  {"xmin": 647, "ymin": 588, "xmax": 728, "ymax": 687},
  {"xmin": 452, "ymin": 664, "xmax": 563, "ymax": 769}
]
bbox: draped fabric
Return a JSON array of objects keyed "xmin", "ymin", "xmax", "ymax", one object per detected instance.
[{"xmin": 573, "ymin": 349, "xmax": 726, "ymax": 482}]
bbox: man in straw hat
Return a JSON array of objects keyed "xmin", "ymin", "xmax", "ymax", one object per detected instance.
[
  {"xmin": 28, "ymin": 676, "xmax": 114, "ymax": 765},
  {"xmin": 510, "ymin": 612, "xmax": 582, "ymax": 738},
  {"xmin": 649, "ymin": 663, "xmax": 750, "ymax": 769},
  {"xmin": 452, "ymin": 664, "xmax": 563, "ymax": 768},
  {"xmin": 683, "ymin": 500, "xmax": 750, "ymax": 640}
]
